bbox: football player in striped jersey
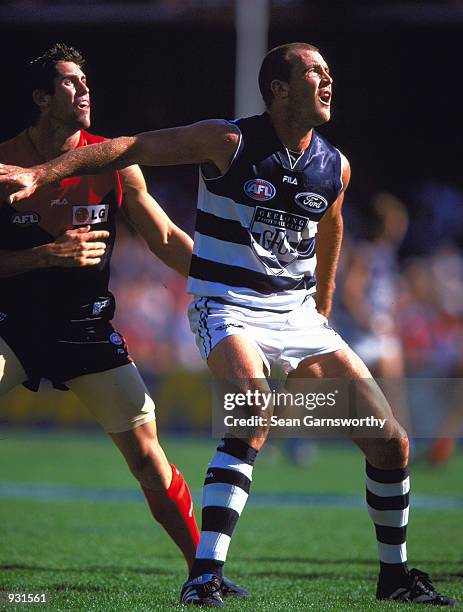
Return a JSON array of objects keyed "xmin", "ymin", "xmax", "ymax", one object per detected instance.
[{"xmin": 0, "ymin": 43, "xmax": 457, "ymax": 608}]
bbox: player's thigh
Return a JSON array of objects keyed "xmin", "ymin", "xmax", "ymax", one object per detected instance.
[
  {"xmin": 66, "ymin": 362, "xmax": 156, "ymax": 434},
  {"xmin": 292, "ymin": 345, "xmax": 373, "ymax": 378},
  {"xmin": 290, "ymin": 346, "xmax": 405, "ymax": 435},
  {"xmin": 189, "ymin": 297, "xmax": 273, "ymax": 376},
  {"xmin": 207, "ymin": 334, "xmax": 267, "ymax": 381},
  {"xmin": 0, "ymin": 335, "xmax": 27, "ymax": 396}
]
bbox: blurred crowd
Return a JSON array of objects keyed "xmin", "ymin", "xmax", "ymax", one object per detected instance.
[{"xmin": 111, "ymin": 179, "xmax": 463, "ymax": 384}]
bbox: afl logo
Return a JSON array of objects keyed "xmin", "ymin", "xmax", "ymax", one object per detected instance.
[
  {"xmin": 10, "ymin": 211, "xmax": 40, "ymax": 226},
  {"xmin": 109, "ymin": 332, "xmax": 123, "ymax": 346},
  {"xmin": 294, "ymin": 192, "xmax": 328, "ymax": 213},
  {"xmin": 244, "ymin": 178, "xmax": 276, "ymax": 201}
]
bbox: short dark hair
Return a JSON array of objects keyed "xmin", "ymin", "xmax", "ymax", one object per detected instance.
[
  {"xmin": 258, "ymin": 42, "xmax": 319, "ymax": 107},
  {"xmin": 29, "ymin": 42, "xmax": 86, "ymax": 95}
]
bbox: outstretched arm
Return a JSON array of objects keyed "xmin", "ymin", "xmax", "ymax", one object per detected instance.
[
  {"xmin": 315, "ymin": 154, "xmax": 350, "ymax": 318},
  {"xmin": 119, "ymin": 165, "xmax": 193, "ymax": 278},
  {"xmin": 0, "ymin": 120, "xmax": 240, "ymax": 204}
]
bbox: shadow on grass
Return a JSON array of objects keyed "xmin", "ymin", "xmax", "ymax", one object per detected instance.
[
  {"xmin": 243, "ymin": 567, "xmax": 463, "ymax": 583},
  {"xmin": 0, "ymin": 563, "xmax": 174, "ymax": 576},
  {"xmin": 248, "ymin": 557, "xmax": 463, "ymax": 567}
]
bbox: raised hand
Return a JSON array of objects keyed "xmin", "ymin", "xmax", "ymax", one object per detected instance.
[{"xmin": 0, "ymin": 163, "xmax": 42, "ymax": 204}]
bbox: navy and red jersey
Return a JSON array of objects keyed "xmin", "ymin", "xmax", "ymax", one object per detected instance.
[{"xmin": 0, "ymin": 130, "xmax": 123, "ymax": 324}]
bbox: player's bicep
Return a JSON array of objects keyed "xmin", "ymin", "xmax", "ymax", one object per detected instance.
[
  {"xmin": 340, "ymin": 153, "xmax": 351, "ymax": 193},
  {"xmin": 120, "ymin": 173, "xmax": 171, "ymax": 247},
  {"xmin": 133, "ymin": 120, "xmax": 240, "ymax": 173},
  {"xmin": 119, "ymin": 164, "xmax": 148, "ymax": 193},
  {"xmin": 320, "ymin": 154, "xmax": 350, "ymax": 225}
]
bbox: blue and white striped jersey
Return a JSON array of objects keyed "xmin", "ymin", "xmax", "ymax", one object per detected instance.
[{"xmin": 187, "ymin": 112, "xmax": 343, "ymax": 312}]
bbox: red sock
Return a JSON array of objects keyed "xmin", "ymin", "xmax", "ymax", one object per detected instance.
[{"xmin": 141, "ymin": 464, "xmax": 200, "ymax": 570}]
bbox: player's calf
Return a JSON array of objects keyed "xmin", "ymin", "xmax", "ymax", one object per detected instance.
[
  {"xmin": 111, "ymin": 423, "xmax": 200, "ymax": 570},
  {"xmin": 188, "ymin": 437, "xmax": 257, "ymax": 581}
]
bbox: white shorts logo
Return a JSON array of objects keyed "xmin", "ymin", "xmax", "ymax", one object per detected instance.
[
  {"xmin": 72, "ymin": 204, "xmax": 109, "ymax": 225},
  {"xmin": 250, "ymin": 206, "xmax": 315, "ymax": 276}
]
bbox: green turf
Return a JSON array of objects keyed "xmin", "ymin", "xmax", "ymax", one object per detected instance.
[{"xmin": 0, "ymin": 429, "xmax": 462, "ymax": 611}]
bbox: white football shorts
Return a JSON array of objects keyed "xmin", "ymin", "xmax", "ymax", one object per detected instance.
[{"xmin": 188, "ymin": 295, "xmax": 347, "ymax": 375}]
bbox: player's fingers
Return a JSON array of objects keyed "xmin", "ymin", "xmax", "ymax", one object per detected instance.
[
  {"xmin": 84, "ymin": 230, "xmax": 110, "ymax": 241},
  {"xmin": 79, "ymin": 257, "xmax": 102, "ymax": 266},
  {"xmin": 75, "ymin": 225, "xmax": 91, "ymax": 233},
  {"xmin": 7, "ymin": 189, "xmax": 32, "ymax": 204},
  {"xmin": 0, "ymin": 163, "xmax": 16, "ymax": 174},
  {"xmin": 66, "ymin": 256, "xmax": 102, "ymax": 267},
  {"xmin": 82, "ymin": 247, "xmax": 106, "ymax": 258},
  {"xmin": 81, "ymin": 241, "xmax": 107, "ymax": 251}
]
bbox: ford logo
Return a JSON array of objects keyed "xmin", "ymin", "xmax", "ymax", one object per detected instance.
[
  {"xmin": 294, "ymin": 192, "xmax": 328, "ymax": 213},
  {"xmin": 244, "ymin": 178, "xmax": 276, "ymax": 201}
]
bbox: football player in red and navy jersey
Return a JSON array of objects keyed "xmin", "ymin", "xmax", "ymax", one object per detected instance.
[{"xmin": 0, "ymin": 45, "xmax": 246, "ymax": 599}]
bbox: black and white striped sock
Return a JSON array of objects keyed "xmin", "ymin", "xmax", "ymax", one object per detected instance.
[
  {"xmin": 366, "ymin": 461, "xmax": 409, "ymax": 581},
  {"xmin": 189, "ymin": 437, "xmax": 257, "ymax": 580}
]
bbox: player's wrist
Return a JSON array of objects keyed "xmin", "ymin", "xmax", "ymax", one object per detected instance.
[
  {"xmin": 31, "ymin": 244, "xmax": 53, "ymax": 268},
  {"xmin": 35, "ymin": 163, "xmax": 56, "ymax": 188}
]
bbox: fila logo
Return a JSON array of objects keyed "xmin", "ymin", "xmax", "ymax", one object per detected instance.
[
  {"xmin": 283, "ymin": 175, "xmax": 298, "ymax": 185},
  {"xmin": 72, "ymin": 204, "xmax": 109, "ymax": 225},
  {"xmin": 50, "ymin": 197, "xmax": 69, "ymax": 206},
  {"xmin": 11, "ymin": 211, "xmax": 40, "ymax": 226}
]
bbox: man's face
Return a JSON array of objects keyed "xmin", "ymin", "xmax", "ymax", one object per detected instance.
[
  {"xmin": 286, "ymin": 49, "xmax": 333, "ymax": 127},
  {"xmin": 46, "ymin": 61, "xmax": 91, "ymax": 129}
]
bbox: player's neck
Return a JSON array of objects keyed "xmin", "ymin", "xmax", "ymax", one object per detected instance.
[
  {"xmin": 28, "ymin": 120, "xmax": 82, "ymax": 162},
  {"xmin": 268, "ymin": 110, "xmax": 313, "ymax": 154}
]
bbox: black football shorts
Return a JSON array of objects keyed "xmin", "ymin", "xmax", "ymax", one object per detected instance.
[{"xmin": 0, "ymin": 300, "xmax": 132, "ymax": 391}]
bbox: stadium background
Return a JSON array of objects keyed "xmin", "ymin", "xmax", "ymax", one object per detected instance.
[
  {"xmin": 1, "ymin": 0, "xmax": 462, "ymax": 429},
  {"xmin": 0, "ymin": 2, "xmax": 462, "ymax": 610}
]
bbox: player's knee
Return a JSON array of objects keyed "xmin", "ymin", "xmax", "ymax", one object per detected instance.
[
  {"xmin": 125, "ymin": 440, "xmax": 167, "ymax": 488},
  {"xmin": 385, "ymin": 434, "xmax": 409, "ymax": 466},
  {"xmin": 371, "ymin": 432, "xmax": 409, "ymax": 469}
]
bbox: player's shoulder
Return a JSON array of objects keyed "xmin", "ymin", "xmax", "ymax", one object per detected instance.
[
  {"xmin": 191, "ymin": 119, "xmax": 240, "ymax": 149},
  {"xmin": 312, "ymin": 129, "xmax": 340, "ymax": 156},
  {"xmin": 234, "ymin": 112, "xmax": 271, "ymax": 138},
  {"xmin": 0, "ymin": 130, "xmax": 29, "ymax": 164},
  {"xmin": 78, "ymin": 130, "xmax": 107, "ymax": 146},
  {"xmin": 314, "ymin": 131, "xmax": 350, "ymax": 177},
  {"xmin": 336, "ymin": 148, "xmax": 350, "ymax": 185}
]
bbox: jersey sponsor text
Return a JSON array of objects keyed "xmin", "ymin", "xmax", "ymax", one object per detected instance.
[{"xmin": 72, "ymin": 204, "xmax": 109, "ymax": 225}]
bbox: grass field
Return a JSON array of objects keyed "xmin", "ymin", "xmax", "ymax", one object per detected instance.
[{"xmin": 0, "ymin": 429, "xmax": 462, "ymax": 611}]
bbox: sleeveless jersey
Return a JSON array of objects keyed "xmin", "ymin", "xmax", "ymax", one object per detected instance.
[
  {"xmin": 187, "ymin": 112, "xmax": 343, "ymax": 311},
  {"xmin": 0, "ymin": 130, "xmax": 122, "ymax": 322}
]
